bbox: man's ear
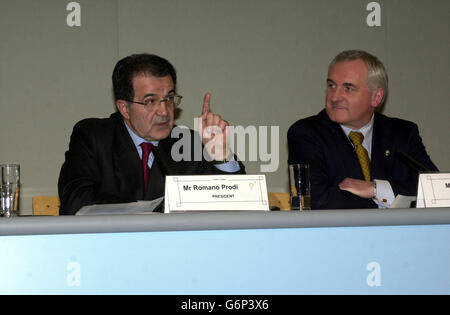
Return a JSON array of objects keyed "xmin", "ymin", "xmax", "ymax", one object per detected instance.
[
  {"xmin": 371, "ymin": 88, "xmax": 384, "ymax": 108},
  {"xmin": 116, "ymin": 100, "xmax": 130, "ymax": 119}
]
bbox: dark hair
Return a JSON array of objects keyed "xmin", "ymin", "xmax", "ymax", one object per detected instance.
[{"xmin": 112, "ymin": 53, "xmax": 177, "ymax": 101}]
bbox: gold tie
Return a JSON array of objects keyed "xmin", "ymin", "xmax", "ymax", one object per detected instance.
[{"xmin": 349, "ymin": 131, "xmax": 371, "ymax": 181}]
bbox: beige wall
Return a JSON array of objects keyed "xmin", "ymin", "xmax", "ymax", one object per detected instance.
[{"xmin": 0, "ymin": 0, "xmax": 448, "ymax": 214}]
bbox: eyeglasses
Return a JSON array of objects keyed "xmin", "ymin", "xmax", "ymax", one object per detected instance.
[{"xmin": 125, "ymin": 94, "xmax": 183, "ymax": 109}]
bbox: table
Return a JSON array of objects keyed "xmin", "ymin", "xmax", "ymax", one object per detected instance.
[{"xmin": 1, "ymin": 208, "xmax": 449, "ymax": 294}]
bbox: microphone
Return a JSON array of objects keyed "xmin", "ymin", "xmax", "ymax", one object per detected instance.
[{"xmin": 396, "ymin": 151, "xmax": 431, "ymax": 173}]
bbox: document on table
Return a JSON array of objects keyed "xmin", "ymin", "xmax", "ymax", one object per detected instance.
[
  {"xmin": 76, "ymin": 197, "xmax": 164, "ymax": 215},
  {"xmin": 390, "ymin": 195, "xmax": 416, "ymax": 208}
]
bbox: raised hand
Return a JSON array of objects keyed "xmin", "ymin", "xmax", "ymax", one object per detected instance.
[{"xmin": 198, "ymin": 93, "xmax": 231, "ymax": 161}]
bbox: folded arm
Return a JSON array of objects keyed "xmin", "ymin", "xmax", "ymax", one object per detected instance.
[{"xmin": 288, "ymin": 126, "xmax": 375, "ymax": 209}]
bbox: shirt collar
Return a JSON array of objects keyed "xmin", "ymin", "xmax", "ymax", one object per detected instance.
[
  {"xmin": 340, "ymin": 114, "xmax": 374, "ymax": 140},
  {"xmin": 340, "ymin": 114, "xmax": 374, "ymax": 154},
  {"xmin": 123, "ymin": 120, "xmax": 159, "ymax": 149}
]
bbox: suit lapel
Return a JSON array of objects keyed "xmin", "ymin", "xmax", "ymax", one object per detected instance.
[
  {"xmin": 145, "ymin": 158, "xmax": 165, "ymax": 199},
  {"xmin": 142, "ymin": 128, "xmax": 204, "ymax": 199},
  {"xmin": 321, "ymin": 111, "xmax": 365, "ymax": 181},
  {"xmin": 371, "ymin": 113, "xmax": 394, "ymax": 180},
  {"xmin": 143, "ymin": 133, "xmax": 179, "ymax": 200},
  {"xmin": 111, "ymin": 113, "xmax": 144, "ymax": 200}
]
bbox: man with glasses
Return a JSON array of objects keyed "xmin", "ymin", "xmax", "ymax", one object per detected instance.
[
  {"xmin": 58, "ymin": 53, "xmax": 244, "ymax": 215},
  {"xmin": 288, "ymin": 50, "xmax": 438, "ymax": 210}
]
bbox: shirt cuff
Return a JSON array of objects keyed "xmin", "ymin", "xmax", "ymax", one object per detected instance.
[
  {"xmin": 214, "ymin": 160, "xmax": 240, "ymax": 173},
  {"xmin": 372, "ymin": 179, "xmax": 395, "ymax": 208}
]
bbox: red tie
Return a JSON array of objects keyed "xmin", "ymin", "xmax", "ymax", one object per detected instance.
[{"xmin": 140, "ymin": 142, "xmax": 153, "ymax": 192}]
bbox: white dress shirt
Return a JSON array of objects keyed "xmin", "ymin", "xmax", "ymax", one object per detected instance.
[{"xmin": 340, "ymin": 115, "xmax": 395, "ymax": 208}]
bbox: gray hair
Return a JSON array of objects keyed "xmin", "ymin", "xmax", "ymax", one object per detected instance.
[{"xmin": 328, "ymin": 50, "xmax": 389, "ymax": 105}]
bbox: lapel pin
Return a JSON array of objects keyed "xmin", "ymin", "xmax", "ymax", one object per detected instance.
[{"xmin": 385, "ymin": 150, "xmax": 390, "ymax": 157}]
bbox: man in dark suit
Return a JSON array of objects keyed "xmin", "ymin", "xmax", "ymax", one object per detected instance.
[
  {"xmin": 288, "ymin": 50, "xmax": 438, "ymax": 209},
  {"xmin": 59, "ymin": 54, "xmax": 244, "ymax": 215}
]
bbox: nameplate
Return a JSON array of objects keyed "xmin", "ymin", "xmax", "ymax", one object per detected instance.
[
  {"xmin": 164, "ymin": 175, "xmax": 269, "ymax": 213},
  {"xmin": 416, "ymin": 173, "xmax": 450, "ymax": 208}
]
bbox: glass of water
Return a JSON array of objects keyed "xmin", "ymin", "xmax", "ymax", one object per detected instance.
[
  {"xmin": 288, "ymin": 164, "xmax": 311, "ymax": 210},
  {"xmin": 1, "ymin": 164, "xmax": 20, "ymax": 217}
]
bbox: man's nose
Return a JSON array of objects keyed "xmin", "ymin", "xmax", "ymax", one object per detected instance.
[
  {"xmin": 155, "ymin": 100, "xmax": 169, "ymax": 115},
  {"xmin": 329, "ymin": 87, "xmax": 343, "ymax": 102}
]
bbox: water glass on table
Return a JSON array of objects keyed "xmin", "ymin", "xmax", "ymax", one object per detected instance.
[
  {"xmin": 288, "ymin": 163, "xmax": 311, "ymax": 210},
  {"xmin": 1, "ymin": 164, "xmax": 20, "ymax": 217}
]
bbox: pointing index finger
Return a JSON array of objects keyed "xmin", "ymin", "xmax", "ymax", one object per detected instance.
[{"xmin": 202, "ymin": 93, "xmax": 211, "ymax": 116}]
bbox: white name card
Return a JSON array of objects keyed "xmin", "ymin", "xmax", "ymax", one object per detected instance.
[
  {"xmin": 164, "ymin": 175, "xmax": 269, "ymax": 213},
  {"xmin": 416, "ymin": 173, "xmax": 450, "ymax": 208}
]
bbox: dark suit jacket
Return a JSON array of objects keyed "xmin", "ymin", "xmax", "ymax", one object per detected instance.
[
  {"xmin": 58, "ymin": 112, "xmax": 245, "ymax": 215},
  {"xmin": 287, "ymin": 109, "xmax": 438, "ymax": 209}
]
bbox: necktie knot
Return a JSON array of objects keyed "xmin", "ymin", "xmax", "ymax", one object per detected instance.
[
  {"xmin": 349, "ymin": 131, "xmax": 364, "ymax": 146},
  {"xmin": 140, "ymin": 142, "xmax": 153, "ymax": 157}
]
